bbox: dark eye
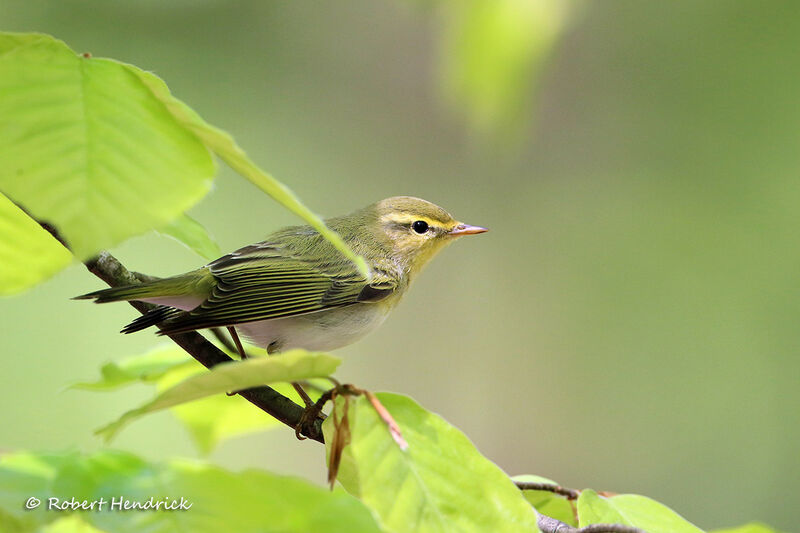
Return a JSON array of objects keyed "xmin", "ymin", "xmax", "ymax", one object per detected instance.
[{"xmin": 412, "ymin": 220, "xmax": 429, "ymax": 234}]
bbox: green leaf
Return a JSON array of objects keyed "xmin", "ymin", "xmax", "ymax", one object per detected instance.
[
  {"xmin": 96, "ymin": 350, "xmax": 340, "ymax": 441},
  {"xmin": 438, "ymin": 0, "xmax": 568, "ymax": 137},
  {"xmin": 0, "ymin": 32, "xmax": 216, "ymax": 259},
  {"xmin": 323, "ymin": 392, "xmax": 539, "ymax": 533},
  {"xmin": 41, "ymin": 515, "xmax": 108, "ymax": 533},
  {"xmin": 0, "ymin": 451, "xmax": 73, "ymax": 532},
  {"xmin": 710, "ymin": 524, "xmax": 783, "ymax": 533},
  {"xmin": 577, "ymin": 489, "xmax": 703, "ymax": 533},
  {"xmin": 126, "ymin": 68, "xmax": 370, "ymax": 279},
  {"xmin": 0, "ymin": 449, "xmax": 383, "ymax": 533},
  {"xmin": 69, "ymin": 345, "xmax": 195, "ymax": 391},
  {"xmin": 155, "ymin": 361, "xmax": 297, "ymax": 455},
  {"xmin": 0, "ymin": 31, "xmax": 365, "ymax": 281},
  {"xmin": 169, "ymin": 391, "xmax": 283, "ymax": 455},
  {"xmin": 73, "ymin": 345, "xmax": 311, "ymax": 453},
  {"xmin": 0, "ymin": 192, "xmax": 72, "ymax": 295},
  {"xmin": 512, "ymin": 474, "xmax": 577, "ymax": 527},
  {"xmin": 156, "ymin": 214, "xmax": 221, "ymax": 260}
]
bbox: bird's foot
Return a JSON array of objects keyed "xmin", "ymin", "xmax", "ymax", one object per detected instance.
[
  {"xmin": 293, "ymin": 379, "xmax": 350, "ymax": 440},
  {"xmin": 295, "ymin": 397, "xmax": 329, "ymax": 440},
  {"xmin": 293, "ymin": 381, "xmax": 406, "ymax": 451}
]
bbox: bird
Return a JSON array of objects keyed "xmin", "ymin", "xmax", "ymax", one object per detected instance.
[{"xmin": 75, "ymin": 196, "xmax": 488, "ymax": 357}]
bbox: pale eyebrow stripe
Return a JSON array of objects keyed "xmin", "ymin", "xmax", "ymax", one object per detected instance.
[{"xmin": 380, "ymin": 214, "xmax": 437, "ymax": 225}]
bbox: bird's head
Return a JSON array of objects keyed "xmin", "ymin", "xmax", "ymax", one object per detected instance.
[{"xmin": 370, "ymin": 196, "xmax": 488, "ymax": 274}]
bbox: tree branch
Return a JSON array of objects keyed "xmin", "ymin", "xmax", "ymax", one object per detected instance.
[{"xmin": 83, "ymin": 251, "xmax": 325, "ymax": 443}]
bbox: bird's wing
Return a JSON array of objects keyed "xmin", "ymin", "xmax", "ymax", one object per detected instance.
[{"xmin": 156, "ymin": 243, "xmax": 397, "ymax": 334}]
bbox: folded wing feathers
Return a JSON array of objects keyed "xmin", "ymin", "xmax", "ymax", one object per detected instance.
[
  {"xmin": 122, "ymin": 241, "xmax": 398, "ymax": 335},
  {"xmin": 153, "ymin": 251, "xmax": 373, "ymax": 334}
]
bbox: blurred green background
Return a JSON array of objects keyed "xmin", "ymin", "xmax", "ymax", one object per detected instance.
[{"xmin": 1, "ymin": 1, "xmax": 798, "ymax": 529}]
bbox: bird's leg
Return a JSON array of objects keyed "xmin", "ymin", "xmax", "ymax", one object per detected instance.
[
  {"xmin": 294, "ymin": 379, "xmax": 328, "ymax": 395},
  {"xmin": 292, "ymin": 383, "xmax": 315, "ymax": 409},
  {"xmin": 292, "ymin": 384, "xmax": 322, "ymax": 440},
  {"xmin": 265, "ymin": 341, "xmax": 318, "ymax": 439},
  {"xmin": 210, "ymin": 327, "xmax": 237, "ymax": 354},
  {"xmin": 266, "ymin": 341, "xmax": 315, "ymax": 410},
  {"xmin": 227, "ymin": 326, "xmax": 247, "ymax": 359},
  {"xmin": 225, "ymin": 326, "xmax": 249, "ymax": 397},
  {"xmin": 295, "ymin": 378, "xmax": 342, "ymax": 440}
]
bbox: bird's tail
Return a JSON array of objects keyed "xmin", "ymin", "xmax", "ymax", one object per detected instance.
[
  {"xmin": 73, "ymin": 281, "xmax": 168, "ymax": 304},
  {"xmin": 73, "ymin": 269, "xmax": 213, "ymax": 304},
  {"xmin": 74, "ymin": 269, "xmax": 214, "ymax": 333},
  {"xmin": 120, "ymin": 306, "xmax": 182, "ymax": 334}
]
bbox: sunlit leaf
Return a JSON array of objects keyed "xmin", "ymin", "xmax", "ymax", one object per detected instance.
[
  {"xmin": 96, "ymin": 350, "xmax": 340, "ymax": 441},
  {"xmin": 156, "ymin": 214, "xmax": 221, "ymax": 260},
  {"xmin": 156, "ymin": 362, "xmax": 303, "ymax": 455},
  {"xmin": 0, "ymin": 449, "xmax": 382, "ymax": 533},
  {"xmin": 0, "ymin": 33, "xmax": 215, "ymax": 259},
  {"xmin": 577, "ymin": 489, "xmax": 703, "ymax": 533},
  {"xmin": 69, "ymin": 345, "xmax": 195, "ymax": 391},
  {"xmin": 0, "ymin": 191, "xmax": 71, "ymax": 295},
  {"xmin": 169, "ymin": 392, "xmax": 283, "ymax": 455},
  {"xmin": 512, "ymin": 474, "xmax": 577, "ymax": 526},
  {"xmin": 73, "ymin": 345, "xmax": 320, "ymax": 453},
  {"xmin": 169, "ymin": 378, "xmax": 328, "ymax": 454},
  {"xmin": 0, "ymin": 31, "xmax": 366, "ymax": 282},
  {"xmin": 127, "ymin": 70, "xmax": 370, "ymax": 279},
  {"xmin": 323, "ymin": 392, "xmax": 540, "ymax": 533}
]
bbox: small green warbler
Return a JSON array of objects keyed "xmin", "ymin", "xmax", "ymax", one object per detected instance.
[{"xmin": 76, "ymin": 196, "xmax": 487, "ymax": 353}]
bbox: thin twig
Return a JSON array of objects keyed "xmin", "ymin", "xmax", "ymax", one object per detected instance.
[{"xmin": 515, "ymin": 481, "xmax": 580, "ymax": 500}]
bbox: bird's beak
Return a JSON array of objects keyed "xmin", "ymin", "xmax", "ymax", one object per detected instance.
[{"xmin": 448, "ymin": 223, "xmax": 489, "ymax": 236}]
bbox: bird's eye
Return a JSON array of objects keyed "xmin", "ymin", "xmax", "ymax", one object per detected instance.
[{"xmin": 412, "ymin": 220, "xmax": 429, "ymax": 234}]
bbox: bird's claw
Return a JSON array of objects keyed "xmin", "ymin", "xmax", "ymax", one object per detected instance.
[{"xmin": 294, "ymin": 403, "xmax": 327, "ymax": 440}]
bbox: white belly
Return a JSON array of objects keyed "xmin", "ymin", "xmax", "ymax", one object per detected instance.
[{"xmin": 235, "ymin": 304, "xmax": 390, "ymax": 352}]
